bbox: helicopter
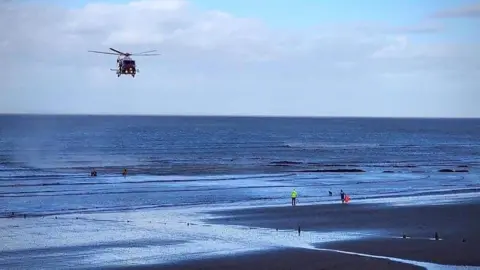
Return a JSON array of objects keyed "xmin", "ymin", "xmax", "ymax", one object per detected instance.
[{"xmin": 88, "ymin": 48, "xmax": 160, "ymax": 77}]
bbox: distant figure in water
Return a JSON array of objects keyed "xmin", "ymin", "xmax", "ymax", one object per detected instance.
[
  {"xmin": 340, "ymin": 190, "xmax": 345, "ymax": 204},
  {"xmin": 328, "ymin": 191, "xmax": 332, "ymax": 196},
  {"xmin": 291, "ymin": 189, "xmax": 298, "ymax": 206},
  {"xmin": 122, "ymin": 168, "xmax": 128, "ymax": 177},
  {"xmin": 90, "ymin": 169, "xmax": 97, "ymax": 177}
]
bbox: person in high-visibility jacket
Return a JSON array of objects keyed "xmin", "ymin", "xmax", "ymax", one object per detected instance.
[{"xmin": 291, "ymin": 189, "xmax": 297, "ymax": 206}]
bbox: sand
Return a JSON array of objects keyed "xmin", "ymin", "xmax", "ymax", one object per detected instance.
[
  {"xmin": 119, "ymin": 248, "xmax": 424, "ymax": 270},
  {"xmin": 206, "ymin": 201, "xmax": 480, "ymax": 241},
  {"xmin": 140, "ymin": 201, "xmax": 480, "ymax": 269},
  {"xmin": 322, "ymin": 237, "xmax": 480, "ymax": 266},
  {"xmin": 4, "ymin": 200, "xmax": 479, "ymax": 269}
]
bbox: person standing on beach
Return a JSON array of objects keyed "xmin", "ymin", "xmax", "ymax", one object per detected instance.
[
  {"xmin": 340, "ymin": 190, "xmax": 345, "ymax": 204},
  {"xmin": 291, "ymin": 189, "xmax": 297, "ymax": 206}
]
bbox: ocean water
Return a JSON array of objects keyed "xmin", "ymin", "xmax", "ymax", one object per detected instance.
[
  {"xmin": 2, "ymin": 115, "xmax": 480, "ymax": 269},
  {"xmin": 1, "ymin": 115, "xmax": 479, "ymax": 217}
]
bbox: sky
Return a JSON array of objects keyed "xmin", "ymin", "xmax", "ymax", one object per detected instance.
[{"xmin": 2, "ymin": 0, "xmax": 480, "ymax": 117}]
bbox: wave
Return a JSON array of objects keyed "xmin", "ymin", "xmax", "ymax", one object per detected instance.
[
  {"xmin": 283, "ymin": 142, "xmax": 380, "ymax": 149},
  {"xmin": 0, "ymin": 184, "xmax": 293, "ymax": 198},
  {"xmin": 282, "ymin": 141, "xmax": 480, "ymax": 150},
  {"xmin": 0, "ymin": 195, "xmax": 286, "ymax": 218},
  {"xmin": 362, "ymin": 187, "xmax": 480, "ymax": 202},
  {"xmin": 3, "ymin": 186, "xmax": 478, "ymax": 219},
  {"xmin": 0, "ymin": 173, "xmax": 298, "ymax": 188},
  {"xmin": 0, "ymin": 161, "xmax": 475, "ymax": 180},
  {"xmin": 0, "ymin": 203, "xmax": 188, "ymax": 218}
]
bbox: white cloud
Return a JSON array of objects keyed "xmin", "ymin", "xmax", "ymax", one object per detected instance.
[
  {"xmin": 1, "ymin": 0, "xmax": 479, "ymax": 117},
  {"xmin": 432, "ymin": 3, "xmax": 480, "ymax": 18}
]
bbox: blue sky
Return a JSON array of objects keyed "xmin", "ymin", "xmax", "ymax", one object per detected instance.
[
  {"xmin": 35, "ymin": 0, "xmax": 480, "ymax": 25},
  {"xmin": 3, "ymin": 0, "xmax": 480, "ymax": 117},
  {"xmin": 194, "ymin": 0, "xmax": 480, "ymax": 43},
  {"xmin": 35, "ymin": 0, "xmax": 480, "ymax": 42},
  {"xmin": 191, "ymin": 0, "xmax": 471, "ymax": 25},
  {"xmin": 28, "ymin": 0, "xmax": 480, "ymax": 43}
]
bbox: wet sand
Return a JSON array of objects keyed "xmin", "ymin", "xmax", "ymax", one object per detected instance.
[
  {"xmin": 321, "ymin": 237, "xmax": 480, "ymax": 266},
  {"xmin": 178, "ymin": 201, "xmax": 479, "ymax": 269},
  {"xmin": 4, "ymin": 200, "xmax": 479, "ymax": 269},
  {"xmin": 115, "ymin": 200, "xmax": 480, "ymax": 269},
  {"xmin": 206, "ymin": 201, "xmax": 480, "ymax": 241},
  {"xmin": 120, "ymin": 248, "xmax": 423, "ymax": 270}
]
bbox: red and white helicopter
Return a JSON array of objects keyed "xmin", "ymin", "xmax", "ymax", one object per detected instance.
[{"xmin": 88, "ymin": 48, "xmax": 160, "ymax": 77}]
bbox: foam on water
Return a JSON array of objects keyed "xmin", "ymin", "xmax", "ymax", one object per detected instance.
[
  {"xmin": 358, "ymin": 191, "xmax": 480, "ymax": 207},
  {"xmin": 2, "ymin": 167, "xmax": 478, "ymax": 217},
  {"xmin": 188, "ymin": 187, "xmax": 480, "ymax": 215}
]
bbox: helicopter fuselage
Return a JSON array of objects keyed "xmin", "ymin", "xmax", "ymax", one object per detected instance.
[{"xmin": 115, "ymin": 56, "xmax": 137, "ymax": 77}]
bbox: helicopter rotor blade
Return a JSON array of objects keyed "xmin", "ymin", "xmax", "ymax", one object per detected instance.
[
  {"xmin": 131, "ymin": 53, "xmax": 161, "ymax": 56},
  {"xmin": 109, "ymin": 48, "xmax": 128, "ymax": 55},
  {"xmin": 88, "ymin": 50, "xmax": 120, "ymax": 55},
  {"xmin": 133, "ymin": 50, "xmax": 157, "ymax": 54}
]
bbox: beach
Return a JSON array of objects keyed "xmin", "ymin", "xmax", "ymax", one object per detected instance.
[
  {"xmin": 202, "ymin": 201, "xmax": 480, "ymax": 268},
  {"xmin": 3, "ymin": 196, "xmax": 479, "ymax": 269},
  {"xmin": 2, "ymin": 188, "xmax": 480, "ymax": 270},
  {"xmin": 1, "ymin": 115, "xmax": 480, "ymax": 269},
  {"xmin": 126, "ymin": 248, "xmax": 424, "ymax": 270},
  {"xmin": 106, "ymin": 198, "xmax": 480, "ymax": 270},
  {"xmin": 207, "ymin": 199, "xmax": 480, "ymax": 241}
]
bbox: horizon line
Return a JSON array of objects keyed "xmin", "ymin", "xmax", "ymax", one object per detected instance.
[{"xmin": 0, "ymin": 112, "xmax": 478, "ymax": 120}]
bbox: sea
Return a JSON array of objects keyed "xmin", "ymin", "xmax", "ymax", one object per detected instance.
[
  {"xmin": 1, "ymin": 115, "xmax": 479, "ymax": 217},
  {"xmin": 1, "ymin": 115, "xmax": 480, "ymax": 269}
]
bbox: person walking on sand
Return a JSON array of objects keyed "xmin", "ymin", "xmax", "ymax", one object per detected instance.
[
  {"xmin": 291, "ymin": 189, "xmax": 298, "ymax": 206},
  {"xmin": 340, "ymin": 189, "xmax": 345, "ymax": 204}
]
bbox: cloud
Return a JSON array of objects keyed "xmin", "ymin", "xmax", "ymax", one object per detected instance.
[
  {"xmin": 1, "ymin": 0, "xmax": 479, "ymax": 117},
  {"xmin": 431, "ymin": 3, "xmax": 480, "ymax": 18},
  {"xmin": 390, "ymin": 22, "xmax": 443, "ymax": 34}
]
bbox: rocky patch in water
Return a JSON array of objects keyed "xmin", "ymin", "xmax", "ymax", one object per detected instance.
[{"xmin": 438, "ymin": 168, "xmax": 469, "ymax": 173}]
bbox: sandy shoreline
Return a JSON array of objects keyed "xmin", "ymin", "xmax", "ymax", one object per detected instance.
[
  {"xmin": 143, "ymin": 200, "xmax": 480, "ymax": 269},
  {"xmin": 120, "ymin": 248, "xmax": 423, "ymax": 270},
  {"xmin": 2, "ymin": 198, "xmax": 479, "ymax": 269},
  {"xmin": 206, "ymin": 200, "xmax": 480, "ymax": 240},
  {"xmin": 321, "ymin": 237, "xmax": 480, "ymax": 267}
]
